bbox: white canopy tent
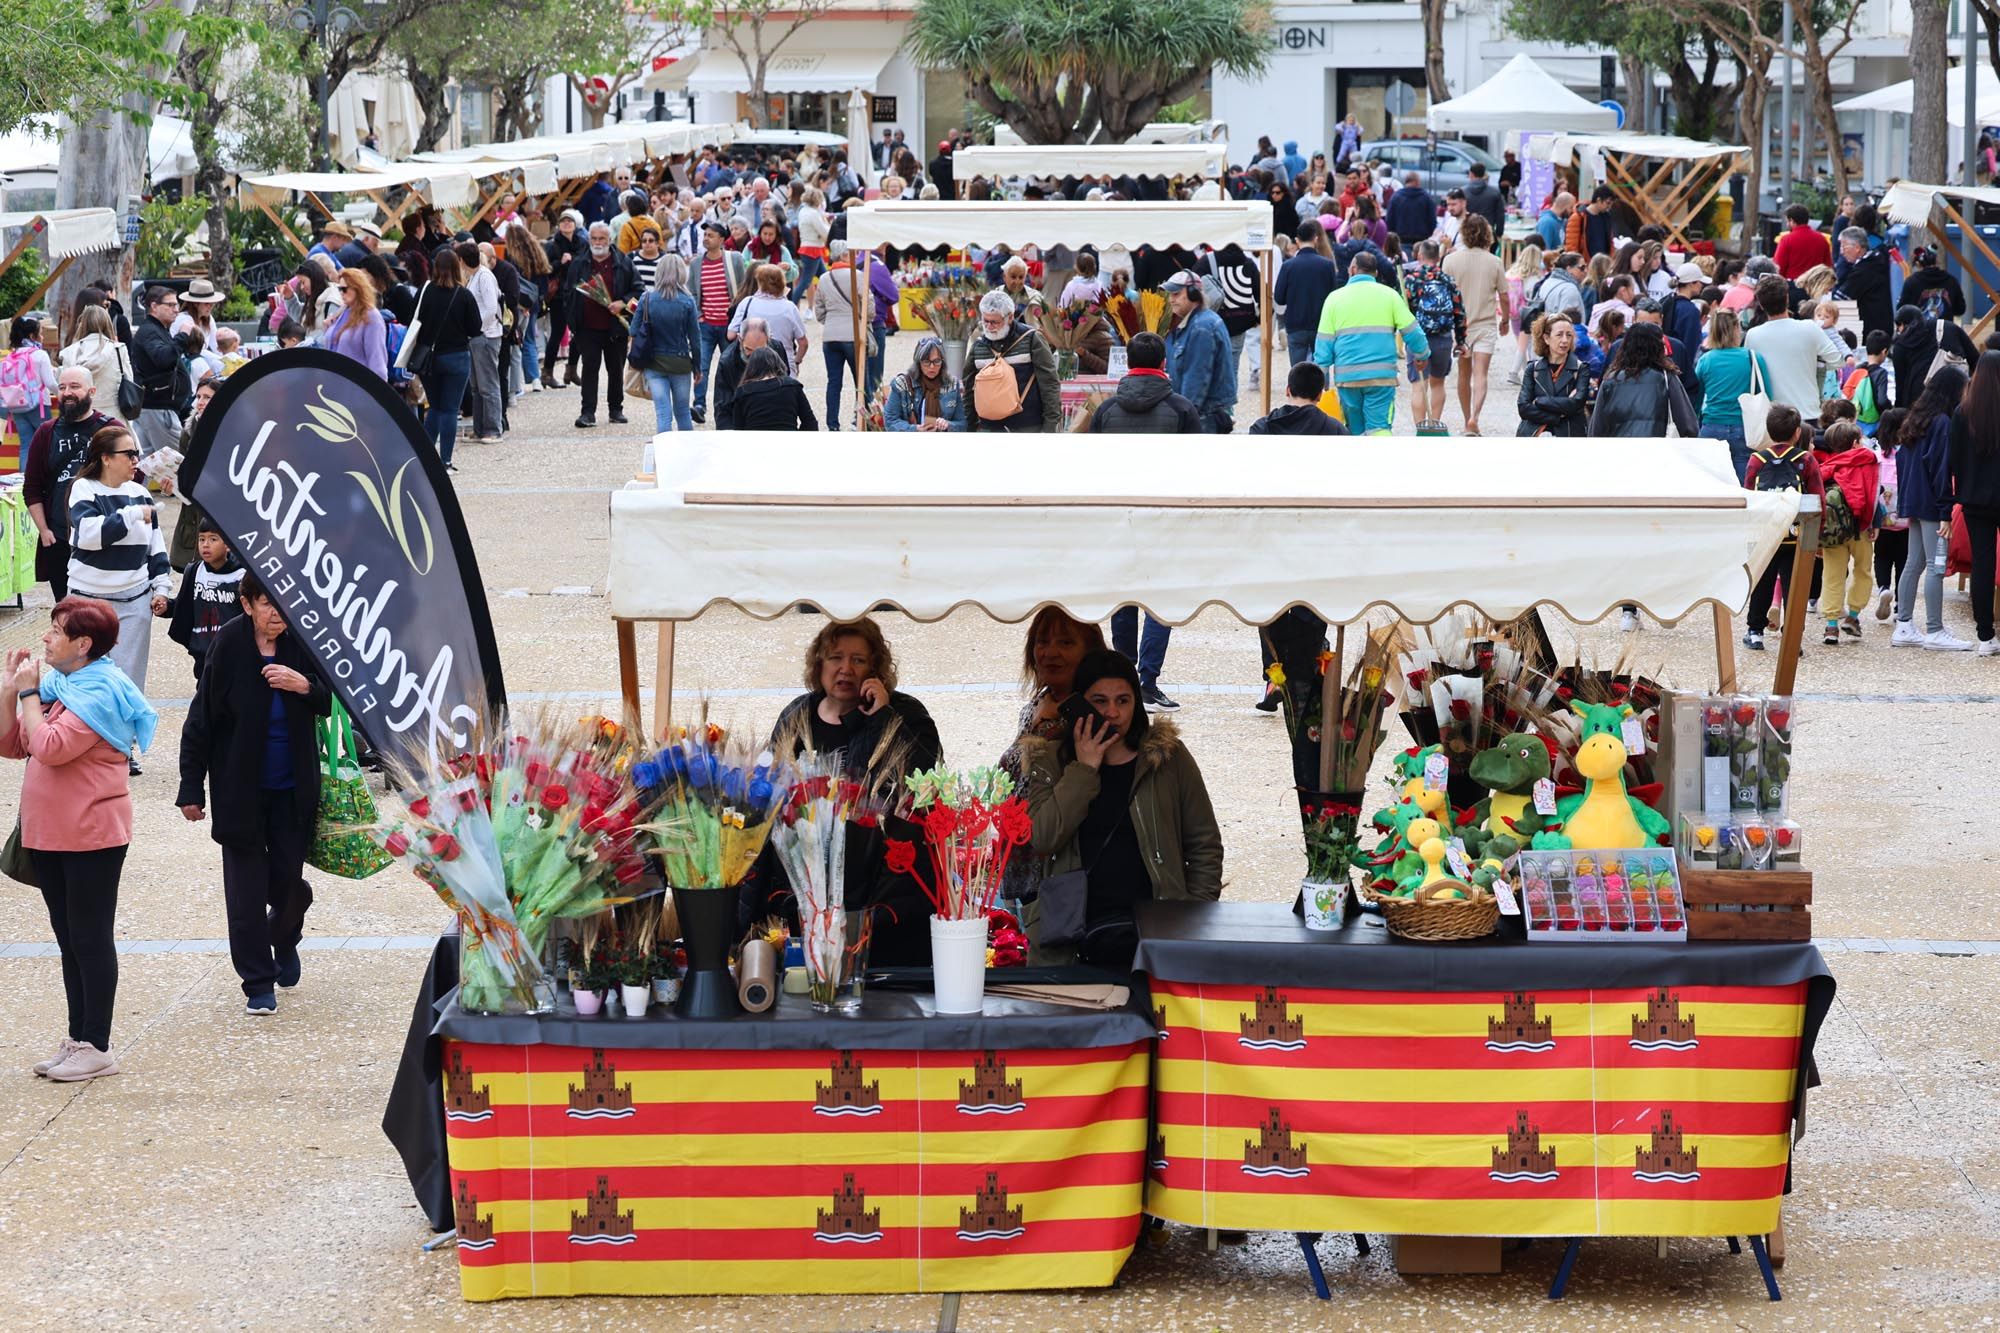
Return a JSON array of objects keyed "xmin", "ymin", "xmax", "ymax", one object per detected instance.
[
  {"xmin": 1524, "ymin": 132, "xmax": 1749, "ymax": 250},
  {"xmin": 239, "ymin": 165, "xmax": 478, "ymax": 252},
  {"xmin": 606, "ymin": 436, "xmax": 1800, "ymax": 742},
  {"xmin": 951, "ymin": 143, "xmax": 1231, "ymax": 187},
  {"xmin": 419, "ymin": 123, "xmax": 739, "ymax": 193},
  {"xmin": 0, "ymin": 208, "xmax": 124, "ymax": 315},
  {"xmin": 1426, "ymin": 54, "xmax": 1619, "ymax": 137},
  {"xmin": 729, "ymin": 128, "xmax": 849, "ymax": 148},
  {"xmin": 1835, "ymin": 63, "xmax": 2000, "ymax": 128}
]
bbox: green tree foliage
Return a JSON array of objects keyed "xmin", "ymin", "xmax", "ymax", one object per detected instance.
[
  {"xmin": 0, "ymin": 0, "xmax": 190, "ymax": 136},
  {"xmin": 907, "ymin": 0, "xmax": 1273, "ymax": 144}
]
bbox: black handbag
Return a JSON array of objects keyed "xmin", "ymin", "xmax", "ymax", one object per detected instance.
[
  {"xmin": 2, "ymin": 816, "xmax": 37, "ymax": 887},
  {"xmin": 114, "ymin": 343, "xmax": 143, "ymax": 420},
  {"xmin": 1036, "ymin": 817, "xmax": 1125, "ymax": 952}
]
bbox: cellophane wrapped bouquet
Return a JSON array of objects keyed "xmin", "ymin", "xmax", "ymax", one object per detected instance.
[
  {"xmin": 632, "ymin": 721, "xmax": 788, "ymax": 890},
  {"xmin": 372, "ymin": 715, "xmax": 660, "ymax": 1014},
  {"xmin": 886, "ymin": 765, "xmax": 1034, "ymax": 921},
  {"xmin": 767, "ymin": 754, "xmax": 886, "ymax": 1008}
]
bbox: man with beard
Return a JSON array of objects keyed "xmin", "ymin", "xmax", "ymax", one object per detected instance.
[
  {"xmin": 562, "ymin": 221, "xmax": 637, "ymax": 428},
  {"xmin": 22, "ymin": 367, "xmax": 114, "ymax": 601}
]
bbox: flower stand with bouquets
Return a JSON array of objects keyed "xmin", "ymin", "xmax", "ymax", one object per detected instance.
[
  {"xmin": 885, "ymin": 766, "xmax": 1034, "ymax": 1015},
  {"xmin": 370, "ymin": 713, "xmax": 661, "ymax": 1016},
  {"xmin": 1029, "ymin": 300, "xmax": 1103, "ymax": 382},
  {"xmin": 631, "ymin": 717, "xmax": 788, "ymax": 1019}
]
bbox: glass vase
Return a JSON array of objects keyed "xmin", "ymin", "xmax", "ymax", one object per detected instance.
[{"xmin": 805, "ymin": 909, "xmax": 873, "ymax": 1016}]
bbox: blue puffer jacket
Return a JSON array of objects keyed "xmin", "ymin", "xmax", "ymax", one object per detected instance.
[
  {"xmin": 1164, "ymin": 307, "xmax": 1236, "ymax": 418},
  {"xmin": 1899, "ymin": 413, "xmax": 1954, "ymax": 522}
]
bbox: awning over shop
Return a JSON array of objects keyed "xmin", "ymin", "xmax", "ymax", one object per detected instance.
[
  {"xmin": 410, "ymin": 148, "xmax": 560, "ymax": 196},
  {"xmin": 684, "ymin": 49, "xmax": 894, "ymax": 95},
  {"xmin": 240, "ymin": 164, "xmax": 478, "ymax": 210},
  {"xmin": 608, "ymin": 436, "xmax": 1797, "ymax": 627},
  {"xmin": 952, "ymin": 143, "xmax": 1230, "ymax": 181},
  {"xmin": 0, "ymin": 208, "xmax": 123, "ymax": 259},
  {"xmin": 844, "ymin": 200, "xmax": 1276, "ymax": 251},
  {"xmin": 1426, "ymin": 54, "xmax": 1619, "ymax": 136}
]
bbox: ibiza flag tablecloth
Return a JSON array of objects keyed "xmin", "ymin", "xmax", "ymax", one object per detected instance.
[
  {"xmin": 434, "ymin": 992, "xmax": 1154, "ymax": 1300},
  {"xmin": 1134, "ymin": 902, "xmax": 1834, "ymax": 1239}
]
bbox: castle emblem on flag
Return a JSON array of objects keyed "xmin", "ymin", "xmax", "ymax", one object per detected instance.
[
  {"xmin": 1489, "ymin": 1110, "xmax": 1560, "ymax": 1183},
  {"xmin": 567, "ymin": 1049, "xmax": 635, "ymax": 1119},
  {"xmin": 1241, "ymin": 1106, "xmax": 1310, "ymax": 1178},
  {"xmin": 1629, "ymin": 988, "xmax": 1699, "ymax": 1051},
  {"xmin": 444, "ymin": 1047, "xmax": 493, "ymax": 1123},
  {"xmin": 814, "ymin": 1173, "xmax": 883, "ymax": 1244},
  {"xmin": 569, "ymin": 1175, "xmax": 637, "ymax": 1245},
  {"xmin": 1634, "ymin": 1110, "xmax": 1701, "ymax": 1183},
  {"xmin": 957, "ymin": 1171, "xmax": 1026, "ymax": 1241},
  {"xmin": 1238, "ymin": 987, "xmax": 1306, "ymax": 1050},
  {"xmin": 1485, "ymin": 992, "xmax": 1555, "ymax": 1052},
  {"xmin": 814, "ymin": 1050, "xmax": 884, "ymax": 1117},
  {"xmin": 454, "ymin": 1179, "xmax": 496, "ymax": 1251},
  {"xmin": 957, "ymin": 1050, "xmax": 1025, "ymax": 1115},
  {"xmin": 1150, "ymin": 1129, "xmax": 1169, "ymax": 1172}
]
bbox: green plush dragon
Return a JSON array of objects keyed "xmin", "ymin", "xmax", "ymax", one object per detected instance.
[
  {"xmin": 1553, "ymin": 700, "xmax": 1671, "ymax": 848},
  {"xmin": 1366, "ymin": 790, "xmax": 1447, "ymax": 886},
  {"xmin": 1372, "ymin": 744, "xmax": 1443, "ymax": 833},
  {"xmin": 1458, "ymin": 731, "xmax": 1555, "ymax": 859}
]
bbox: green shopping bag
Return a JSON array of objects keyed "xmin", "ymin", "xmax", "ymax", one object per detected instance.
[{"xmin": 306, "ymin": 700, "xmax": 392, "ymax": 879}]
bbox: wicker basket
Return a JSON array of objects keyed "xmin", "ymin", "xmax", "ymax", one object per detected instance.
[{"xmin": 1372, "ymin": 882, "xmax": 1500, "ymax": 942}]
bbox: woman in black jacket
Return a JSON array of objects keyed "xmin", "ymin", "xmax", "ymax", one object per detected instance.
[
  {"xmin": 731, "ymin": 346, "xmax": 818, "ymax": 429},
  {"xmin": 1517, "ymin": 313, "xmax": 1592, "ymax": 437},
  {"xmin": 1901, "ymin": 247, "xmax": 1967, "ymax": 321},
  {"xmin": 1589, "ymin": 323, "xmax": 1696, "ymax": 437},
  {"xmin": 410, "ymin": 248, "xmax": 482, "ymax": 470},
  {"xmin": 1950, "ymin": 351, "xmax": 2000, "ymax": 651},
  {"xmin": 177, "ymin": 571, "xmax": 332, "ymax": 1015}
]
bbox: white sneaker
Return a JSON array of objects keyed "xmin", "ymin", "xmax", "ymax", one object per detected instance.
[
  {"xmin": 1890, "ymin": 621, "xmax": 1924, "ymax": 647},
  {"xmin": 1923, "ymin": 630, "xmax": 1975, "ymax": 652},
  {"xmin": 1618, "ymin": 609, "xmax": 1640, "ymax": 632},
  {"xmin": 1979, "ymin": 639, "xmax": 2000, "ymax": 657}
]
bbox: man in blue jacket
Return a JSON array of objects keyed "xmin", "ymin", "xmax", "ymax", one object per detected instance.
[
  {"xmin": 1386, "ymin": 173, "xmax": 1440, "ymax": 246},
  {"xmin": 1274, "ymin": 221, "xmax": 1340, "ymax": 366},
  {"xmin": 1161, "ymin": 269, "xmax": 1237, "ymax": 434},
  {"xmin": 1281, "ymin": 140, "xmax": 1308, "ymax": 184}
]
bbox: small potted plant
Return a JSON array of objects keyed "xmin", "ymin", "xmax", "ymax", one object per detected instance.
[
  {"xmin": 650, "ymin": 942, "xmax": 681, "ymax": 1007},
  {"xmin": 616, "ymin": 942, "xmax": 653, "ymax": 1018},
  {"xmin": 568, "ymin": 932, "xmax": 612, "ymax": 1016}
]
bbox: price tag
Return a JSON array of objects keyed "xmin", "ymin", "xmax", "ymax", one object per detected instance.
[
  {"xmin": 1533, "ymin": 777, "xmax": 1558, "ymax": 816},
  {"xmin": 1494, "ymin": 880, "xmax": 1521, "ymax": 916},
  {"xmin": 1424, "ymin": 753, "xmax": 1449, "ymax": 791},
  {"xmin": 1107, "ymin": 345, "xmax": 1129, "ymax": 378},
  {"xmin": 1622, "ymin": 716, "xmax": 1646, "ymax": 755},
  {"xmin": 1445, "ymin": 840, "xmax": 1472, "ymax": 879}
]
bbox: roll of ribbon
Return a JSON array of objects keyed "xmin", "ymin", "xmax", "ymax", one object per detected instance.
[{"xmin": 738, "ymin": 938, "xmax": 777, "ymax": 1012}]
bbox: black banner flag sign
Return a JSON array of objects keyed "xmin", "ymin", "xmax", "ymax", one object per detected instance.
[{"xmin": 183, "ymin": 349, "xmax": 506, "ymax": 771}]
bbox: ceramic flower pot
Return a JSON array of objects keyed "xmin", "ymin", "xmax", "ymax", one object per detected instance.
[
  {"xmin": 620, "ymin": 982, "xmax": 652, "ymax": 1017},
  {"xmin": 652, "ymin": 976, "xmax": 681, "ymax": 1006},
  {"xmin": 1302, "ymin": 878, "xmax": 1348, "ymax": 930},
  {"xmin": 572, "ymin": 988, "xmax": 604, "ymax": 1016},
  {"xmin": 672, "ymin": 883, "xmax": 743, "ymax": 1019},
  {"xmin": 930, "ymin": 914, "xmax": 989, "ymax": 1015}
]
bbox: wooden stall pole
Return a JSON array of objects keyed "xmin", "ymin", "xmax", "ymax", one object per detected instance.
[
  {"xmin": 1711, "ymin": 602, "xmax": 1739, "ymax": 694},
  {"xmin": 653, "ymin": 622, "xmax": 677, "ymax": 741},
  {"xmin": 254, "ymin": 198, "xmax": 309, "ymax": 256},
  {"xmin": 850, "ymin": 249, "xmax": 867, "ymax": 430},
  {"xmin": 616, "ymin": 620, "xmax": 643, "ymax": 732},
  {"xmin": 1317, "ymin": 623, "xmax": 1345, "ymax": 792},
  {"xmin": 1771, "ymin": 499, "xmax": 1822, "ymax": 696},
  {"xmin": 1935, "ymin": 198, "xmax": 2000, "ymax": 338},
  {"xmin": 1259, "ymin": 248, "xmax": 1273, "ymax": 417}
]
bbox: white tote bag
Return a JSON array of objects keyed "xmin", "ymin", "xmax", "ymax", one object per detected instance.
[
  {"xmin": 1738, "ymin": 351, "xmax": 1771, "ymax": 453},
  {"xmin": 393, "ymin": 281, "xmax": 430, "ymax": 371}
]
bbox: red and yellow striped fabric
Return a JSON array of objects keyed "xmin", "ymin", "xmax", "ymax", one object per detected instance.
[
  {"xmin": 1145, "ymin": 980, "xmax": 1808, "ymax": 1237},
  {"xmin": 443, "ymin": 1039, "xmax": 1151, "ymax": 1300}
]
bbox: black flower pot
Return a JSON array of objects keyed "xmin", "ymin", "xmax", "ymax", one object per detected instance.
[{"xmin": 671, "ymin": 884, "xmax": 742, "ymax": 1019}]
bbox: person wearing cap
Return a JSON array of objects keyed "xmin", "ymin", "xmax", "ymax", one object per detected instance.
[
  {"xmin": 1900, "ymin": 245, "xmax": 1966, "ymax": 322},
  {"xmin": 334, "ymin": 219, "xmax": 381, "ymax": 270},
  {"xmin": 1314, "ymin": 250, "xmax": 1428, "ymax": 435},
  {"xmin": 306, "ymin": 220, "xmax": 351, "ymax": 271},
  {"xmin": 1661, "ymin": 261, "xmax": 1709, "ymax": 357},
  {"xmin": 1832, "ymin": 226, "xmax": 1894, "ymax": 341},
  {"xmin": 1160, "ymin": 269, "xmax": 1236, "ymax": 434},
  {"xmin": 542, "ymin": 209, "xmax": 587, "ymax": 388}
]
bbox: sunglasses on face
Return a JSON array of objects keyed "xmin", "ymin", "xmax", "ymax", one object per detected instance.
[{"xmin": 110, "ymin": 449, "xmax": 140, "ymax": 459}]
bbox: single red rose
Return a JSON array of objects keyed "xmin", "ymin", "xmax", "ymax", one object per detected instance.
[
  {"xmin": 428, "ymin": 833, "xmax": 461, "ymax": 861},
  {"xmin": 407, "ymin": 796, "xmax": 432, "ymax": 819},
  {"xmin": 384, "ymin": 831, "xmax": 410, "ymax": 857},
  {"xmin": 1732, "ymin": 704, "xmax": 1758, "ymax": 726},
  {"xmin": 542, "ymin": 784, "xmax": 570, "ymax": 811}
]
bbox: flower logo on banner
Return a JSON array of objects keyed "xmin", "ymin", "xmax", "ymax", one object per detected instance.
[{"xmin": 296, "ymin": 386, "xmax": 435, "ymax": 575}]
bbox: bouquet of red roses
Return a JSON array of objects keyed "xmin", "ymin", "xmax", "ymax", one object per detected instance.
[{"xmin": 578, "ymin": 274, "xmax": 630, "ymax": 331}]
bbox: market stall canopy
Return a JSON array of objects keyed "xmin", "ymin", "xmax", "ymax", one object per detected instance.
[
  {"xmin": 400, "ymin": 149, "xmax": 559, "ymax": 196},
  {"xmin": 1426, "ymin": 54, "xmax": 1619, "ymax": 136},
  {"xmin": 1836, "ymin": 63, "xmax": 2000, "ymax": 128},
  {"xmin": 844, "ymin": 199, "xmax": 1276, "ymax": 251},
  {"xmin": 730, "ymin": 128, "xmax": 850, "ymax": 148},
  {"xmin": 952, "ymin": 143, "xmax": 1230, "ymax": 181},
  {"xmin": 240, "ymin": 164, "xmax": 479, "ymax": 210},
  {"xmin": 678, "ymin": 49, "xmax": 894, "ymax": 96},
  {"xmin": 0, "ymin": 208, "xmax": 122, "ymax": 259},
  {"xmin": 608, "ymin": 436, "xmax": 1796, "ymax": 626},
  {"xmin": 1878, "ymin": 178, "xmax": 2000, "ymax": 227},
  {"xmin": 1525, "ymin": 132, "xmax": 1749, "ymax": 168},
  {"xmin": 420, "ymin": 123, "xmax": 737, "ymax": 182}
]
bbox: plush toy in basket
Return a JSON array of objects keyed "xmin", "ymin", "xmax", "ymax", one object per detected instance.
[{"xmin": 1358, "ymin": 821, "xmax": 1501, "ymax": 941}]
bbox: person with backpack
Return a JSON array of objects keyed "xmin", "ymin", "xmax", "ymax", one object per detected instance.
[
  {"xmin": 1741, "ymin": 404, "xmax": 1827, "ymax": 650},
  {"xmin": 965, "ymin": 289, "xmax": 1061, "ymax": 433},
  {"xmin": 1404, "ymin": 240, "xmax": 1464, "ymax": 427},
  {"xmin": 1842, "ymin": 330, "xmax": 1892, "ymax": 436},
  {"xmin": 1812, "ymin": 420, "xmax": 1881, "ymax": 644},
  {"xmin": 3, "ymin": 317, "xmax": 57, "ymax": 448},
  {"xmin": 1901, "ymin": 247, "xmax": 1966, "ymax": 324},
  {"xmin": 1948, "ymin": 351, "xmax": 2000, "ymax": 654},
  {"xmin": 1890, "ymin": 302, "xmax": 1977, "ymax": 408},
  {"xmin": 1890, "ymin": 365, "xmax": 1972, "ymax": 651}
]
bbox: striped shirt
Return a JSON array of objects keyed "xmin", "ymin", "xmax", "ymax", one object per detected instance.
[
  {"xmin": 632, "ymin": 254, "xmax": 659, "ymax": 292},
  {"xmin": 67, "ymin": 477, "xmax": 171, "ymax": 598}
]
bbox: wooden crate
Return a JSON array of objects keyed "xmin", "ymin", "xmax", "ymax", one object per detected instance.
[{"xmin": 1679, "ymin": 868, "xmax": 1812, "ymax": 941}]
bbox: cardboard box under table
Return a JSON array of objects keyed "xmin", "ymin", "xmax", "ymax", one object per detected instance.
[
  {"xmin": 1134, "ymin": 903, "xmax": 1834, "ymax": 1293},
  {"xmin": 434, "ymin": 990, "xmax": 1154, "ymax": 1300}
]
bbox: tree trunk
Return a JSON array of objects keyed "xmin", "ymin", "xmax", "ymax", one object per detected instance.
[
  {"xmin": 1621, "ymin": 56, "xmax": 1649, "ymax": 132},
  {"xmin": 1737, "ymin": 70, "xmax": 1769, "ymax": 252},
  {"xmin": 407, "ymin": 61, "xmax": 456, "ymax": 154},
  {"xmin": 1910, "ymin": 0, "xmax": 1950, "ymax": 183},
  {"xmin": 1422, "ymin": 0, "xmax": 1450, "ymax": 104}
]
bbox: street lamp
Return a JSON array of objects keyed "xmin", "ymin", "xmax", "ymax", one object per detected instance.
[{"xmin": 286, "ymin": 0, "xmax": 386, "ymax": 171}]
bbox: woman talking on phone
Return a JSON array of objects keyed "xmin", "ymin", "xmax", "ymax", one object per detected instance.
[
  {"xmin": 760, "ymin": 617, "xmax": 942, "ymax": 964},
  {"xmin": 1018, "ymin": 649, "xmax": 1223, "ymax": 968}
]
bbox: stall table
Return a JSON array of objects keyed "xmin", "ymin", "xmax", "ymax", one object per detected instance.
[
  {"xmin": 1135, "ymin": 902, "xmax": 1832, "ymax": 1291},
  {"xmin": 434, "ymin": 988, "xmax": 1154, "ymax": 1300}
]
